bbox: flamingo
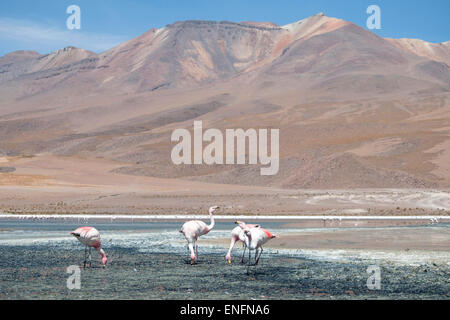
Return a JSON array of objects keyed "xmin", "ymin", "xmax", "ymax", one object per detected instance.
[
  {"xmin": 70, "ymin": 226, "xmax": 107, "ymax": 268},
  {"xmin": 225, "ymin": 222, "xmax": 260, "ymax": 264},
  {"xmin": 179, "ymin": 206, "xmax": 219, "ymax": 264},
  {"xmin": 235, "ymin": 221, "xmax": 278, "ymax": 266}
]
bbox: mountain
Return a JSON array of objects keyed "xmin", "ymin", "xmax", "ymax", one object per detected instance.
[
  {"xmin": 0, "ymin": 13, "xmax": 449, "ymax": 189},
  {"xmin": 386, "ymin": 38, "xmax": 450, "ymax": 66}
]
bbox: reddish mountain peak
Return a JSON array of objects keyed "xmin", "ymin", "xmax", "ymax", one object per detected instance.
[{"xmin": 281, "ymin": 12, "xmax": 351, "ymax": 41}]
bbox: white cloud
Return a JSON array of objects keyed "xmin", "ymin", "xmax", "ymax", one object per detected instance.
[{"xmin": 0, "ymin": 17, "xmax": 129, "ymax": 54}]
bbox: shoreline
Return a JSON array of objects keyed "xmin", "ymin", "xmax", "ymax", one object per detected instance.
[{"xmin": 1, "ymin": 213, "xmax": 450, "ymax": 221}]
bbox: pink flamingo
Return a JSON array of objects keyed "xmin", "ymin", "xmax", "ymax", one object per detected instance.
[
  {"xmin": 236, "ymin": 221, "xmax": 278, "ymax": 266},
  {"xmin": 225, "ymin": 221, "xmax": 260, "ymax": 264},
  {"xmin": 179, "ymin": 206, "xmax": 219, "ymax": 264},
  {"xmin": 70, "ymin": 226, "xmax": 107, "ymax": 268}
]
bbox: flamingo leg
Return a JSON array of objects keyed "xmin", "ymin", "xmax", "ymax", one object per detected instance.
[
  {"xmin": 83, "ymin": 245, "xmax": 87, "ymax": 269},
  {"xmin": 88, "ymin": 247, "xmax": 92, "ymax": 268},
  {"xmin": 241, "ymin": 243, "xmax": 246, "ymax": 264},
  {"xmin": 249, "ymin": 248, "xmax": 257, "ymax": 266},
  {"xmin": 195, "ymin": 243, "xmax": 198, "ymax": 261},
  {"xmin": 246, "ymin": 249, "xmax": 252, "ymax": 275},
  {"xmin": 255, "ymin": 247, "xmax": 263, "ymax": 265}
]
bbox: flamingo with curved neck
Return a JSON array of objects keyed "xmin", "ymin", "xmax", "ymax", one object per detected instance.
[
  {"xmin": 179, "ymin": 206, "xmax": 219, "ymax": 264},
  {"xmin": 236, "ymin": 221, "xmax": 278, "ymax": 266},
  {"xmin": 226, "ymin": 221, "xmax": 260, "ymax": 264},
  {"xmin": 70, "ymin": 226, "xmax": 107, "ymax": 268}
]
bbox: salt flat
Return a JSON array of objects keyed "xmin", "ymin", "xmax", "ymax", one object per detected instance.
[{"xmin": 0, "ymin": 219, "xmax": 448, "ymax": 299}]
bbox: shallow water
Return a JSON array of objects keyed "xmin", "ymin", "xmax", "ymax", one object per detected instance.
[{"xmin": 0, "ymin": 219, "xmax": 449, "ymax": 299}]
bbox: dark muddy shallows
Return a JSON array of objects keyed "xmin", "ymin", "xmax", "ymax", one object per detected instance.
[{"xmin": 0, "ymin": 246, "xmax": 448, "ymax": 300}]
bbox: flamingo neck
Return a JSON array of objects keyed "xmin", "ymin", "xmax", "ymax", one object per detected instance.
[
  {"xmin": 226, "ymin": 236, "xmax": 237, "ymax": 259},
  {"xmin": 244, "ymin": 232, "xmax": 252, "ymax": 247},
  {"xmin": 207, "ymin": 212, "xmax": 215, "ymax": 231},
  {"xmin": 97, "ymin": 247, "xmax": 107, "ymax": 265},
  {"xmin": 226, "ymin": 247, "xmax": 232, "ymax": 260}
]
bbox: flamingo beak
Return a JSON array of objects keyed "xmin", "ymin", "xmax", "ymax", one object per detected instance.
[
  {"xmin": 227, "ymin": 259, "xmax": 231, "ymax": 264},
  {"xmin": 235, "ymin": 221, "xmax": 243, "ymax": 225}
]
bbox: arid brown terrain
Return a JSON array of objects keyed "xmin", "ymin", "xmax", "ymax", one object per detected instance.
[{"xmin": 0, "ymin": 13, "xmax": 449, "ymax": 215}]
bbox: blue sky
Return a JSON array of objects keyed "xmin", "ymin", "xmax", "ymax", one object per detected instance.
[{"xmin": 0, "ymin": 0, "xmax": 449, "ymax": 56}]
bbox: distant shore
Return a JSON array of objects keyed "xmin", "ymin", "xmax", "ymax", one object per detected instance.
[
  {"xmin": 1, "ymin": 155, "xmax": 450, "ymax": 217},
  {"xmin": 1, "ymin": 212, "xmax": 449, "ymax": 223}
]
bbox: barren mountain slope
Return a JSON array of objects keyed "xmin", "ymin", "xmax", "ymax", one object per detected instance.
[
  {"xmin": 386, "ymin": 38, "xmax": 450, "ymax": 66},
  {"xmin": 0, "ymin": 14, "xmax": 449, "ymax": 189}
]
